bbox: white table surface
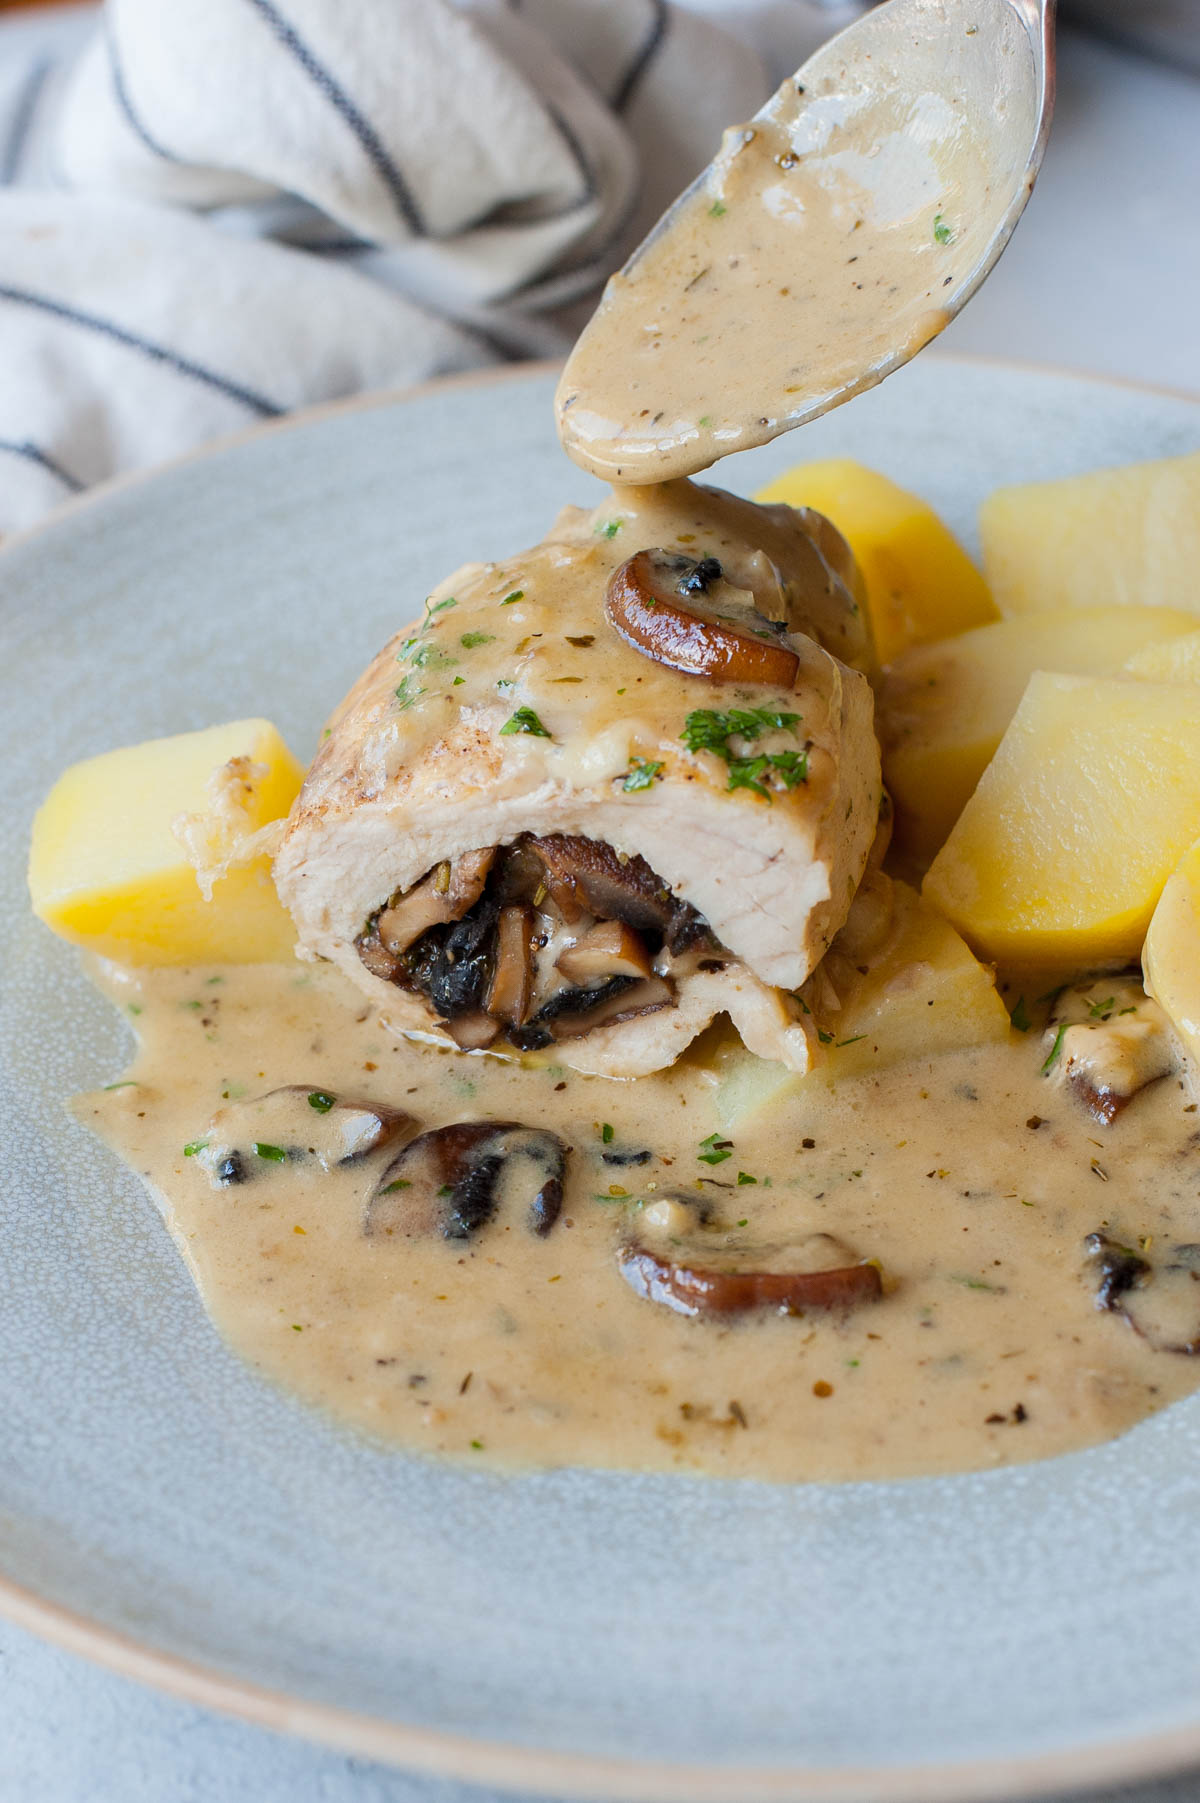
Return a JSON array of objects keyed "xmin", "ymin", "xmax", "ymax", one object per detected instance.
[{"xmin": 2, "ymin": 20, "xmax": 1199, "ymax": 1803}]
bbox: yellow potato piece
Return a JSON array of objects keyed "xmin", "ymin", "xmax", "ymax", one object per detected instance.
[
  {"xmin": 923, "ymin": 672, "xmax": 1200, "ymax": 967},
  {"xmin": 715, "ymin": 881, "xmax": 1008, "ymax": 1126},
  {"xmin": 1144, "ymin": 841, "xmax": 1200, "ymax": 1065},
  {"xmin": 756, "ymin": 457, "xmax": 997, "ymax": 664},
  {"xmin": 980, "ymin": 449, "xmax": 1200, "ymax": 616},
  {"xmin": 1125, "ymin": 628, "xmax": 1200, "ymax": 684},
  {"xmin": 810, "ymin": 880, "xmax": 1010, "ymax": 1082},
  {"xmin": 29, "ymin": 719, "xmax": 304, "ymax": 964},
  {"xmin": 880, "ymin": 606, "xmax": 1196, "ymax": 863}
]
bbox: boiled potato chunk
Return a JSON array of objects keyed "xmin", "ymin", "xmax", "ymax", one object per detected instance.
[
  {"xmin": 923, "ymin": 673, "xmax": 1200, "ymax": 966},
  {"xmin": 880, "ymin": 606, "xmax": 1196, "ymax": 862},
  {"xmin": 980, "ymin": 449, "xmax": 1200, "ymax": 616},
  {"xmin": 29, "ymin": 719, "xmax": 304, "ymax": 964},
  {"xmin": 715, "ymin": 880, "xmax": 1008, "ymax": 1127},
  {"xmin": 1125, "ymin": 628, "xmax": 1200, "ymax": 684},
  {"xmin": 1143, "ymin": 841, "xmax": 1200, "ymax": 1065},
  {"xmin": 809, "ymin": 879, "xmax": 1010, "ymax": 1082},
  {"xmin": 756, "ymin": 457, "xmax": 997, "ymax": 664}
]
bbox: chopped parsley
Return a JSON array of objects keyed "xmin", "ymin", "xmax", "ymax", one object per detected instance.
[
  {"xmin": 596, "ymin": 519, "xmax": 622, "ymax": 540},
  {"xmin": 1088, "ymin": 996, "xmax": 1116, "ymax": 1019},
  {"xmin": 1010, "ymin": 995, "xmax": 1031, "ymax": 1033},
  {"xmin": 103, "ymin": 1080, "xmax": 137, "ymax": 1091},
  {"xmin": 307, "ymin": 1090, "xmax": 336, "ymax": 1113},
  {"xmin": 1041, "ymin": 1023, "xmax": 1068, "ymax": 1076},
  {"xmin": 601, "ymin": 1123, "xmax": 614, "ymax": 1144},
  {"xmin": 736, "ymin": 1171, "xmax": 757, "ymax": 1186},
  {"xmin": 500, "ymin": 706, "xmax": 551, "ymax": 738},
  {"xmin": 817, "ymin": 1028, "xmax": 834, "ymax": 1045},
  {"xmin": 182, "ymin": 1139, "xmax": 209, "ymax": 1157},
  {"xmin": 709, "ymin": 199, "xmax": 727, "ymax": 217},
  {"xmin": 499, "ymin": 589, "xmax": 524, "ymax": 606},
  {"xmin": 698, "ymin": 1132, "xmax": 733, "ymax": 1166},
  {"xmin": 410, "ymin": 642, "xmax": 456, "ymax": 671},
  {"xmin": 933, "ymin": 212, "xmax": 954, "ymax": 245},
  {"xmin": 394, "ymin": 673, "xmax": 423, "ymax": 710},
  {"xmin": 460, "ymin": 631, "xmax": 494, "ymax": 649},
  {"xmin": 381, "ymin": 1179, "xmax": 411, "ymax": 1194},
  {"xmin": 836, "ymin": 1035, "xmax": 866, "ymax": 1048},
  {"xmin": 424, "ymin": 595, "xmax": 457, "ymax": 622},
  {"xmin": 680, "ymin": 708, "xmax": 806, "ymax": 800},
  {"xmin": 621, "ymin": 758, "xmax": 663, "ymax": 793},
  {"xmin": 254, "ymin": 1141, "xmax": 287, "ymax": 1163}
]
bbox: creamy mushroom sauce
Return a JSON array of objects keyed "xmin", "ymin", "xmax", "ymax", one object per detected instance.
[
  {"xmin": 556, "ymin": 72, "xmax": 993, "ymax": 482},
  {"xmin": 78, "ymin": 955, "xmax": 1200, "ymax": 1482}
]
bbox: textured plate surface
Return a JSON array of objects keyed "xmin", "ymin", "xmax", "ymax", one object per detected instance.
[{"xmin": 2, "ymin": 358, "xmax": 1200, "ymax": 1801}]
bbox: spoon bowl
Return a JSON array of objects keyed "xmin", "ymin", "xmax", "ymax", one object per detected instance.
[{"xmin": 557, "ymin": 0, "xmax": 1056, "ymax": 483}]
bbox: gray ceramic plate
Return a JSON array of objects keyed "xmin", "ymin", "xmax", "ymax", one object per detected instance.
[{"xmin": 3, "ymin": 358, "xmax": 1200, "ymax": 1803}]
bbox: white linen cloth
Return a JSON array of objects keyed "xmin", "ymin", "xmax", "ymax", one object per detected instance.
[{"xmin": 0, "ymin": 0, "xmax": 783, "ymax": 532}]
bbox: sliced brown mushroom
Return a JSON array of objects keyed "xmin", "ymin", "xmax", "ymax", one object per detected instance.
[
  {"xmin": 1046, "ymin": 976, "xmax": 1174, "ymax": 1124},
  {"xmin": 530, "ymin": 835, "xmax": 677, "ymax": 936},
  {"xmin": 605, "ymin": 549, "xmax": 801, "ymax": 688},
  {"xmin": 375, "ymin": 848, "xmax": 496, "ymax": 956},
  {"xmin": 486, "ymin": 904, "xmax": 535, "ymax": 1025},
  {"xmin": 440, "ymin": 1010, "xmax": 501, "ymax": 1051},
  {"xmin": 197, "ymin": 1086, "xmax": 412, "ymax": 1187},
  {"xmin": 555, "ymin": 919, "xmax": 653, "ymax": 985},
  {"xmin": 616, "ymin": 1207, "xmax": 882, "ymax": 1319},
  {"xmin": 366, "ymin": 1120, "xmax": 567, "ymax": 1241},
  {"xmin": 1085, "ymin": 1232, "xmax": 1200, "ymax": 1354},
  {"xmin": 618, "ymin": 1239, "xmax": 883, "ymax": 1319},
  {"xmin": 357, "ymin": 929, "xmax": 401, "ymax": 982},
  {"xmin": 513, "ymin": 974, "xmax": 674, "ymax": 1048}
]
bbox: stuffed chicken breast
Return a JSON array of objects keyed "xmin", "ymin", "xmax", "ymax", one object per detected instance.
[{"xmin": 274, "ymin": 478, "xmax": 882, "ymax": 1077}]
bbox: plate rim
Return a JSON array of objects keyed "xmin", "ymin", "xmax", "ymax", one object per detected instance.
[{"xmin": 5, "ymin": 354, "xmax": 1200, "ymax": 1799}]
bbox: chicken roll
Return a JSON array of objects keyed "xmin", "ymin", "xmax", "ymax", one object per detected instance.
[{"xmin": 274, "ymin": 478, "xmax": 883, "ymax": 1077}]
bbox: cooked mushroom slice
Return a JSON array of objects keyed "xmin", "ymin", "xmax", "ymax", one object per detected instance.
[
  {"xmin": 522, "ymin": 974, "xmax": 674, "ymax": 1044},
  {"xmin": 530, "ymin": 835, "xmax": 677, "ymax": 936},
  {"xmin": 1046, "ymin": 976, "xmax": 1174, "ymax": 1124},
  {"xmin": 375, "ymin": 849, "xmax": 495, "ymax": 957},
  {"xmin": 555, "ymin": 920, "xmax": 653, "ymax": 985},
  {"xmin": 441, "ymin": 1010, "xmax": 501, "ymax": 1051},
  {"xmin": 1085, "ymin": 1233, "xmax": 1200, "ymax": 1354},
  {"xmin": 197, "ymin": 1086, "xmax": 411, "ymax": 1186},
  {"xmin": 606, "ymin": 549, "xmax": 802, "ymax": 688},
  {"xmin": 486, "ymin": 904, "xmax": 535, "ymax": 1025},
  {"xmin": 407, "ymin": 897, "xmax": 499, "ymax": 1020},
  {"xmin": 617, "ymin": 1216, "xmax": 883, "ymax": 1319},
  {"xmin": 356, "ymin": 929, "xmax": 401, "ymax": 983},
  {"xmin": 365, "ymin": 1121, "xmax": 567, "ymax": 1241}
]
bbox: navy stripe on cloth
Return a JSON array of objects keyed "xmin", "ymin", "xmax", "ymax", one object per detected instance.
[
  {"xmin": 242, "ymin": 0, "xmax": 425, "ymax": 236},
  {"xmin": 545, "ymin": 102, "xmax": 596, "ymax": 206},
  {"xmin": 0, "ymin": 286, "xmax": 284, "ymax": 417},
  {"xmin": 612, "ymin": 0, "xmax": 668, "ymax": 113},
  {"xmin": 1, "ymin": 56, "xmax": 51, "ymax": 185},
  {"xmin": 0, "ymin": 439, "xmax": 83, "ymax": 492},
  {"xmin": 105, "ymin": 17, "xmax": 181, "ymax": 163}
]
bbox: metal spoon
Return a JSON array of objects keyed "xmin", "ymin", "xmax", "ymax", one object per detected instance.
[{"xmin": 557, "ymin": 0, "xmax": 1056, "ymax": 484}]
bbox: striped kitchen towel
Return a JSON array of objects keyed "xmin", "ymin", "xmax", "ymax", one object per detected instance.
[{"xmin": 0, "ymin": 0, "xmax": 774, "ymax": 532}]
